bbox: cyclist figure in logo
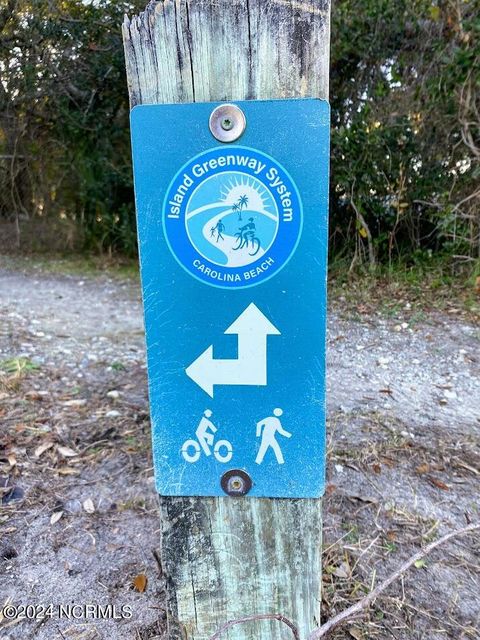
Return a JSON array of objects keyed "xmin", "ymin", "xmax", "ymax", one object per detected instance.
[
  {"xmin": 240, "ymin": 217, "xmax": 256, "ymax": 244},
  {"xmin": 196, "ymin": 409, "xmax": 217, "ymax": 456},
  {"xmin": 214, "ymin": 219, "xmax": 225, "ymax": 242},
  {"xmin": 234, "ymin": 217, "xmax": 261, "ymax": 256}
]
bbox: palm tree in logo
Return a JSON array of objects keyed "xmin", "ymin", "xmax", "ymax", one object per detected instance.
[
  {"xmin": 232, "ymin": 202, "xmax": 241, "ymax": 220},
  {"xmin": 238, "ymin": 195, "xmax": 249, "ymax": 221}
]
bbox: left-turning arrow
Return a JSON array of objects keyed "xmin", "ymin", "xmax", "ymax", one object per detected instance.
[{"xmin": 185, "ymin": 303, "xmax": 281, "ymax": 397}]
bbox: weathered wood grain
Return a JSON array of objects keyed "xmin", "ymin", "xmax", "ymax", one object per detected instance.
[
  {"xmin": 123, "ymin": 1, "xmax": 330, "ymax": 638},
  {"xmin": 123, "ymin": 0, "xmax": 330, "ymax": 106},
  {"xmin": 160, "ymin": 497, "xmax": 323, "ymax": 639}
]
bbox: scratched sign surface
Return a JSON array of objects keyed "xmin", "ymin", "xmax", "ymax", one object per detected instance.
[{"xmin": 131, "ymin": 99, "xmax": 329, "ymax": 498}]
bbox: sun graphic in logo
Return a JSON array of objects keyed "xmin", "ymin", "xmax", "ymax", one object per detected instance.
[
  {"xmin": 220, "ymin": 177, "xmax": 273, "ymax": 218},
  {"xmin": 185, "ymin": 172, "xmax": 280, "ymax": 269}
]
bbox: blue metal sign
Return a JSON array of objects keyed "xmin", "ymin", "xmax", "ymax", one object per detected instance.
[{"xmin": 131, "ymin": 99, "xmax": 329, "ymax": 498}]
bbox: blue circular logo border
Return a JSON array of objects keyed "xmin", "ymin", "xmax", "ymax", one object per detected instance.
[{"xmin": 162, "ymin": 145, "xmax": 303, "ymax": 290}]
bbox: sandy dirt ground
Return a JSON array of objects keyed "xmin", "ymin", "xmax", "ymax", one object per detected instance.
[{"xmin": 0, "ymin": 258, "xmax": 478, "ymax": 640}]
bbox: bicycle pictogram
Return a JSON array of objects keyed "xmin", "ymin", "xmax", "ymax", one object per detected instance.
[{"xmin": 181, "ymin": 410, "xmax": 233, "ymax": 463}]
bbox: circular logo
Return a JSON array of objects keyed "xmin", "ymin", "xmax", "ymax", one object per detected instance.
[{"xmin": 163, "ymin": 146, "xmax": 303, "ymax": 289}]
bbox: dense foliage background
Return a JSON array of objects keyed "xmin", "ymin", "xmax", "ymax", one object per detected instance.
[{"xmin": 0, "ymin": 0, "xmax": 478, "ymax": 270}]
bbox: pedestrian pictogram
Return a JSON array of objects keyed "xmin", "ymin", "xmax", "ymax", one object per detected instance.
[{"xmin": 255, "ymin": 408, "xmax": 292, "ymax": 465}]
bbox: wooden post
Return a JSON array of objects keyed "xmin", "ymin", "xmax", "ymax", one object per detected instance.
[{"xmin": 123, "ymin": 2, "xmax": 330, "ymax": 638}]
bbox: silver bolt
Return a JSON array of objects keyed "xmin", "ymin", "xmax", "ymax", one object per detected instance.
[
  {"xmin": 221, "ymin": 118, "xmax": 234, "ymax": 131},
  {"xmin": 209, "ymin": 104, "xmax": 246, "ymax": 143},
  {"xmin": 228, "ymin": 476, "xmax": 245, "ymax": 493}
]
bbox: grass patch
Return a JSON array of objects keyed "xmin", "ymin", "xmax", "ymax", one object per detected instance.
[
  {"xmin": 0, "ymin": 357, "xmax": 40, "ymax": 392},
  {"xmin": 328, "ymin": 256, "xmax": 480, "ymax": 320},
  {"xmin": 0, "ymin": 357, "xmax": 40, "ymax": 376},
  {"xmin": 0, "ymin": 253, "xmax": 140, "ymax": 281}
]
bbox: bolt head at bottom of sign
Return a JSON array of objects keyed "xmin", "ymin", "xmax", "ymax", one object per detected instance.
[{"xmin": 221, "ymin": 469, "xmax": 253, "ymax": 497}]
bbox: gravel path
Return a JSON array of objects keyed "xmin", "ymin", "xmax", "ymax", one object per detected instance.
[{"xmin": 0, "ymin": 263, "xmax": 478, "ymax": 640}]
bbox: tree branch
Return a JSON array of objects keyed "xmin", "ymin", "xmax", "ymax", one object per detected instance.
[
  {"xmin": 308, "ymin": 522, "xmax": 480, "ymax": 639},
  {"xmin": 209, "ymin": 522, "xmax": 480, "ymax": 640},
  {"xmin": 350, "ymin": 181, "xmax": 376, "ymax": 271},
  {"xmin": 209, "ymin": 613, "xmax": 301, "ymax": 640}
]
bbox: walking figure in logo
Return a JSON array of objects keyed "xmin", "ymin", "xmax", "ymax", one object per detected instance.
[
  {"xmin": 213, "ymin": 219, "xmax": 225, "ymax": 242},
  {"xmin": 255, "ymin": 408, "xmax": 292, "ymax": 465}
]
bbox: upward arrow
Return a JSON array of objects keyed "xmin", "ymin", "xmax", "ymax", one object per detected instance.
[{"xmin": 185, "ymin": 303, "xmax": 281, "ymax": 398}]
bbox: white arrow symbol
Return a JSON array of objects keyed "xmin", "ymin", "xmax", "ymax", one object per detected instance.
[{"xmin": 185, "ymin": 303, "xmax": 281, "ymax": 398}]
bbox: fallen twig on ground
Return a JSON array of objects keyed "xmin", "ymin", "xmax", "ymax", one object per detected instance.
[
  {"xmin": 209, "ymin": 613, "xmax": 301, "ymax": 640},
  {"xmin": 308, "ymin": 521, "xmax": 480, "ymax": 639},
  {"xmin": 208, "ymin": 522, "xmax": 480, "ymax": 640}
]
